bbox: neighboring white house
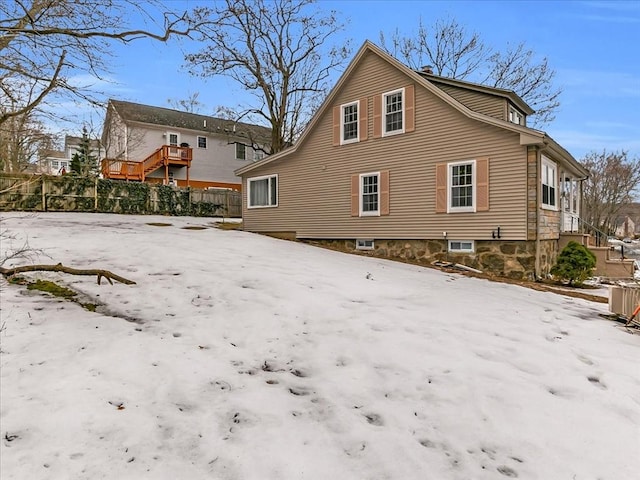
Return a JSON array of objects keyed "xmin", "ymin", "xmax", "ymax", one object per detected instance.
[
  {"xmin": 101, "ymin": 100, "xmax": 271, "ymax": 190},
  {"xmin": 42, "ymin": 135, "xmax": 102, "ymax": 175}
]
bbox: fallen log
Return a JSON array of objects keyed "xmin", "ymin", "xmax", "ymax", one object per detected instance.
[{"xmin": 0, "ymin": 263, "xmax": 136, "ymax": 285}]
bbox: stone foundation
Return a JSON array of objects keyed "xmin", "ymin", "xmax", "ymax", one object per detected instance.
[{"xmin": 308, "ymin": 238, "xmax": 551, "ymax": 280}]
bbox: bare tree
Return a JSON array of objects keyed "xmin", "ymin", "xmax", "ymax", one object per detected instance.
[
  {"xmin": 379, "ymin": 17, "xmax": 561, "ymax": 127},
  {"xmin": 0, "ymin": 0, "xmax": 202, "ymax": 128},
  {"xmin": 0, "ymin": 111, "xmax": 57, "ymax": 172},
  {"xmin": 184, "ymin": 0, "xmax": 350, "ymax": 154},
  {"xmin": 485, "ymin": 43, "xmax": 560, "ymax": 127},
  {"xmin": 582, "ymin": 150, "xmax": 640, "ymax": 234},
  {"xmin": 167, "ymin": 91, "xmax": 204, "ymax": 113},
  {"xmin": 380, "ymin": 18, "xmax": 486, "ymax": 79}
]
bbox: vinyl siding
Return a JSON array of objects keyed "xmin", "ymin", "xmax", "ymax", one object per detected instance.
[
  {"xmin": 433, "ymin": 83, "xmax": 507, "ymax": 120},
  {"xmin": 242, "ymin": 50, "xmax": 528, "ymax": 241},
  {"xmin": 122, "ymin": 125, "xmax": 255, "ymax": 185}
]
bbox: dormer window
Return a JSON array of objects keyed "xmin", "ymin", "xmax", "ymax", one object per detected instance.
[{"xmin": 508, "ymin": 106, "xmax": 524, "ymax": 126}]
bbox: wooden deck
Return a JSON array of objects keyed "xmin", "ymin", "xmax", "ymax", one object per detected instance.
[{"xmin": 101, "ymin": 145, "xmax": 192, "ymax": 184}]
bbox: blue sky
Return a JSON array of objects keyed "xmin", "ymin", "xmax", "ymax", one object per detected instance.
[{"xmin": 77, "ymin": 0, "xmax": 639, "ymax": 160}]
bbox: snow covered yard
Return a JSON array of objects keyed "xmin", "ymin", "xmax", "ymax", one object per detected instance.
[{"xmin": 1, "ymin": 212, "xmax": 638, "ymax": 480}]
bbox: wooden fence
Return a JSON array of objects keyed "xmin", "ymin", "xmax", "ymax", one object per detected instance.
[{"xmin": 0, "ymin": 174, "xmax": 242, "ymax": 218}]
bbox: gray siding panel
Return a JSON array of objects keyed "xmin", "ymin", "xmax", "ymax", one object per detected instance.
[{"xmin": 243, "ymin": 51, "xmax": 528, "ymax": 240}]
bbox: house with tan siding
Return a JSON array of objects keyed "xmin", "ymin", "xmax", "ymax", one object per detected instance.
[
  {"xmin": 235, "ymin": 41, "xmax": 592, "ymax": 280},
  {"xmin": 101, "ymin": 100, "xmax": 270, "ymax": 190}
]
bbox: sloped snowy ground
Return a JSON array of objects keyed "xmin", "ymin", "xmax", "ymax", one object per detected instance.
[{"xmin": 1, "ymin": 212, "xmax": 638, "ymax": 480}]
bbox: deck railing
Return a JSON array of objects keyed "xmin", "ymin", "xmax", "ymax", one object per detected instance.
[{"xmin": 101, "ymin": 145, "xmax": 192, "ymax": 182}]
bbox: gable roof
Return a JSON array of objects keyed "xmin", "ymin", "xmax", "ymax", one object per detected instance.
[
  {"xmin": 107, "ymin": 99, "xmax": 271, "ymax": 144},
  {"xmin": 236, "ymin": 40, "xmax": 587, "ymax": 178}
]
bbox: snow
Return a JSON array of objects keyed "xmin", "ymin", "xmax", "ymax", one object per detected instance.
[{"xmin": 1, "ymin": 212, "xmax": 639, "ymax": 480}]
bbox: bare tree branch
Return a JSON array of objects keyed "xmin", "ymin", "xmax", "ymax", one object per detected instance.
[
  {"xmin": 582, "ymin": 150, "xmax": 640, "ymax": 233},
  {"xmin": 184, "ymin": 0, "xmax": 350, "ymax": 154},
  {"xmin": 0, "ymin": 263, "xmax": 136, "ymax": 285},
  {"xmin": 379, "ymin": 17, "xmax": 561, "ymax": 127}
]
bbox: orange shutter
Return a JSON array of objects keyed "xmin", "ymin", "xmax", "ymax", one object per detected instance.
[
  {"xmin": 351, "ymin": 174, "xmax": 359, "ymax": 216},
  {"xmin": 332, "ymin": 106, "xmax": 340, "ymax": 146},
  {"xmin": 373, "ymin": 94, "xmax": 382, "ymax": 138},
  {"xmin": 476, "ymin": 157, "xmax": 489, "ymax": 211},
  {"xmin": 380, "ymin": 170, "xmax": 390, "ymax": 215},
  {"xmin": 359, "ymin": 97, "xmax": 368, "ymax": 141},
  {"xmin": 435, "ymin": 163, "xmax": 447, "ymax": 213},
  {"xmin": 405, "ymin": 85, "xmax": 415, "ymax": 132}
]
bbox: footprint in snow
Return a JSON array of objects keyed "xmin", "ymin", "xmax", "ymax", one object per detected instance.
[
  {"xmin": 587, "ymin": 376, "xmax": 607, "ymax": 390},
  {"xmin": 364, "ymin": 413, "xmax": 383, "ymax": 426}
]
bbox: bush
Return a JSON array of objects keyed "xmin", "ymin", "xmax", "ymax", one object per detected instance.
[{"xmin": 550, "ymin": 241, "xmax": 596, "ymax": 286}]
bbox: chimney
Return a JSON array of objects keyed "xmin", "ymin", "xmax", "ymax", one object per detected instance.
[{"xmin": 421, "ymin": 65, "xmax": 434, "ymax": 74}]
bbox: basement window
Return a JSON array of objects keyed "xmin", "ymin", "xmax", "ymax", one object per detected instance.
[
  {"xmin": 448, "ymin": 240, "xmax": 474, "ymax": 253},
  {"xmin": 356, "ymin": 239, "xmax": 375, "ymax": 250}
]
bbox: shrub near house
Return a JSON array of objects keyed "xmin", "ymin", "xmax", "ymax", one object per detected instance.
[{"xmin": 550, "ymin": 241, "xmax": 596, "ymax": 286}]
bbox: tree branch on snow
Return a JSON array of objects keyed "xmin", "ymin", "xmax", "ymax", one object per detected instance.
[{"xmin": 0, "ymin": 263, "xmax": 136, "ymax": 285}]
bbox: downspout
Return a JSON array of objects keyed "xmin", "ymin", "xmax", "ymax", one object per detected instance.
[{"xmin": 534, "ymin": 148, "xmax": 541, "ymax": 280}]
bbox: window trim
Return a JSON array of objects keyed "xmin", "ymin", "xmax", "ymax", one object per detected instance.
[
  {"xmin": 448, "ymin": 160, "xmax": 476, "ymax": 213},
  {"xmin": 382, "ymin": 87, "xmax": 405, "ymax": 137},
  {"xmin": 448, "ymin": 240, "xmax": 475, "ymax": 253},
  {"xmin": 359, "ymin": 171, "xmax": 380, "ymax": 217},
  {"xmin": 247, "ymin": 174, "xmax": 278, "ymax": 209},
  {"xmin": 197, "ymin": 136, "xmax": 207, "ymax": 149},
  {"xmin": 356, "ymin": 239, "xmax": 375, "ymax": 250},
  {"xmin": 236, "ymin": 142, "xmax": 247, "ymax": 160},
  {"xmin": 167, "ymin": 131, "xmax": 180, "ymax": 146},
  {"xmin": 541, "ymin": 156, "xmax": 558, "ymax": 210},
  {"xmin": 508, "ymin": 106, "xmax": 524, "ymax": 125},
  {"xmin": 340, "ymin": 100, "xmax": 359, "ymax": 145}
]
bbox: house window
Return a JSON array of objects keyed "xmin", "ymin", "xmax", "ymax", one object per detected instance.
[
  {"xmin": 167, "ymin": 132, "xmax": 179, "ymax": 146},
  {"xmin": 360, "ymin": 172, "xmax": 380, "ymax": 216},
  {"xmin": 52, "ymin": 160, "xmax": 59, "ymax": 169},
  {"xmin": 449, "ymin": 161, "xmax": 475, "ymax": 212},
  {"xmin": 448, "ymin": 240, "xmax": 475, "ymax": 253},
  {"xmin": 356, "ymin": 239, "xmax": 374, "ymax": 250},
  {"xmin": 248, "ymin": 174, "xmax": 277, "ymax": 208},
  {"xmin": 542, "ymin": 156, "xmax": 557, "ymax": 209},
  {"xmin": 236, "ymin": 143, "xmax": 246, "ymax": 160},
  {"xmin": 341, "ymin": 101, "xmax": 359, "ymax": 144},
  {"xmin": 383, "ymin": 88, "xmax": 404, "ymax": 135},
  {"xmin": 253, "ymin": 149, "xmax": 264, "ymax": 161},
  {"xmin": 509, "ymin": 107, "xmax": 524, "ymax": 125},
  {"xmin": 197, "ymin": 136, "xmax": 207, "ymax": 149}
]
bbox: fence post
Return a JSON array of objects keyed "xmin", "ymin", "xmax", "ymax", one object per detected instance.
[
  {"xmin": 41, "ymin": 175, "xmax": 46, "ymax": 211},
  {"xmin": 225, "ymin": 191, "xmax": 230, "ymax": 218}
]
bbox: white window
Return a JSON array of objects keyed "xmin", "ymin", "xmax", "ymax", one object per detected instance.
[
  {"xmin": 253, "ymin": 149, "xmax": 264, "ymax": 161},
  {"xmin": 360, "ymin": 172, "xmax": 380, "ymax": 216},
  {"xmin": 236, "ymin": 143, "xmax": 246, "ymax": 160},
  {"xmin": 341, "ymin": 101, "xmax": 359, "ymax": 144},
  {"xmin": 448, "ymin": 240, "xmax": 474, "ymax": 253},
  {"xmin": 167, "ymin": 132, "xmax": 179, "ymax": 146},
  {"xmin": 248, "ymin": 174, "xmax": 277, "ymax": 208},
  {"xmin": 356, "ymin": 239, "xmax": 375, "ymax": 250},
  {"xmin": 197, "ymin": 136, "xmax": 207, "ymax": 149},
  {"xmin": 448, "ymin": 160, "xmax": 476, "ymax": 213},
  {"xmin": 509, "ymin": 107, "xmax": 524, "ymax": 125},
  {"xmin": 383, "ymin": 88, "xmax": 404, "ymax": 136},
  {"xmin": 541, "ymin": 156, "xmax": 557, "ymax": 209},
  {"xmin": 51, "ymin": 160, "xmax": 59, "ymax": 169}
]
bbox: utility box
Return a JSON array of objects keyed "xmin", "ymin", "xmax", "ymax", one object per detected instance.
[{"xmin": 609, "ymin": 285, "xmax": 640, "ymax": 317}]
